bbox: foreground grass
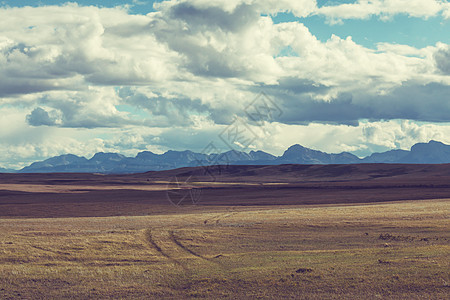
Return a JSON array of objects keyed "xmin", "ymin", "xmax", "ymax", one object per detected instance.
[{"xmin": 0, "ymin": 200, "xmax": 449, "ymax": 299}]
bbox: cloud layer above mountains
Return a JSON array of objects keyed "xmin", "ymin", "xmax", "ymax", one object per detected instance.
[{"xmin": 0, "ymin": 0, "xmax": 450, "ymax": 168}]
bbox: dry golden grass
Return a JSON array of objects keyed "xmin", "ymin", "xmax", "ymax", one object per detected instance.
[{"xmin": 0, "ymin": 199, "xmax": 449, "ymax": 299}]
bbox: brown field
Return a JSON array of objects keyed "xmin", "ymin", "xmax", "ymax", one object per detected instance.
[{"xmin": 0, "ymin": 164, "xmax": 449, "ymax": 299}]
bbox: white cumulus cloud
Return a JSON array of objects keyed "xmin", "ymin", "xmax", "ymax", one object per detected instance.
[
  {"xmin": 0, "ymin": 1, "xmax": 450, "ymax": 168},
  {"xmin": 316, "ymin": 0, "xmax": 447, "ymax": 24}
]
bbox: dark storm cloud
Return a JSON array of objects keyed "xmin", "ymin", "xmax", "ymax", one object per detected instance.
[
  {"xmin": 253, "ymin": 81, "xmax": 450, "ymax": 126},
  {"xmin": 264, "ymin": 77, "xmax": 331, "ymax": 95},
  {"xmin": 151, "ymin": 31, "xmax": 248, "ymax": 79},
  {"xmin": 252, "ymin": 78, "xmax": 361, "ymax": 126},
  {"xmin": 435, "ymin": 46, "xmax": 450, "ymax": 74},
  {"xmin": 25, "ymin": 92, "xmax": 143, "ymax": 129},
  {"xmin": 118, "ymin": 80, "xmax": 450, "ymax": 128},
  {"xmin": 0, "ymin": 43, "xmax": 77, "ymax": 97},
  {"xmin": 150, "ymin": 3, "xmax": 260, "ymax": 78},
  {"xmin": 26, "ymin": 107, "xmax": 59, "ymax": 126},
  {"xmin": 366, "ymin": 83, "xmax": 450, "ymax": 122},
  {"xmin": 272, "ymin": 92, "xmax": 364, "ymax": 126},
  {"xmin": 0, "ymin": 76, "xmax": 65, "ymax": 97},
  {"xmin": 118, "ymin": 87, "xmax": 211, "ymax": 126},
  {"xmin": 25, "ymin": 104, "xmax": 130, "ymax": 129},
  {"xmin": 170, "ymin": 3, "xmax": 258, "ymax": 32}
]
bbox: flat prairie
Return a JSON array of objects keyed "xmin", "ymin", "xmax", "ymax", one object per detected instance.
[{"xmin": 0, "ymin": 164, "xmax": 449, "ymax": 299}]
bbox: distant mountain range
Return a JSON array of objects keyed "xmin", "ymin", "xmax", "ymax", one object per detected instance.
[
  {"xmin": 3, "ymin": 140, "xmax": 450, "ymax": 174},
  {"xmin": 0, "ymin": 167, "xmax": 16, "ymax": 173}
]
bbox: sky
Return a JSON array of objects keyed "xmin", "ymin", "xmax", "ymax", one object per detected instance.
[{"xmin": 1, "ymin": 0, "xmax": 450, "ymax": 169}]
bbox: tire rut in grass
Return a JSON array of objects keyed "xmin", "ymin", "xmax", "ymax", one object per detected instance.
[
  {"xmin": 143, "ymin": 229, "xmax": 186, "ymax": 269},
  {"xmin": 30, "ymin": 245, "xmax": 72, "ymax": 257},
  {"xmin": 169, "ymin": 229, "xmax": 224, "ymax": 267},
  {"xmin": 203, "ymin": 211, "xmax": 237, "ymax": 225}
]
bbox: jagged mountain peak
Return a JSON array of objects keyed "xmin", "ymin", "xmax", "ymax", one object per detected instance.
[
  {"xmin": 411, "ymin": 140, "xmax": 447, "ymax": 151},
  {"xmin": 90, "ymin": 152, "xmax": 125, "ymax": 161},
  {"xmin": 284, "ymin": 144, "xmax": 307, "ymax": 152},
  {"xmin": 135, "ymin": 151, "xmax": 158, "ymax": 160},
  {"xmin": 38, "ymin": 154, "xmax": 87, "ymax": 165}
]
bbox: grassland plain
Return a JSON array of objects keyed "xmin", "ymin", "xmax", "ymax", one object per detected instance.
[{"xmin": 0, "ymin": 199, "xmax": 448, "ymax": 299}]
